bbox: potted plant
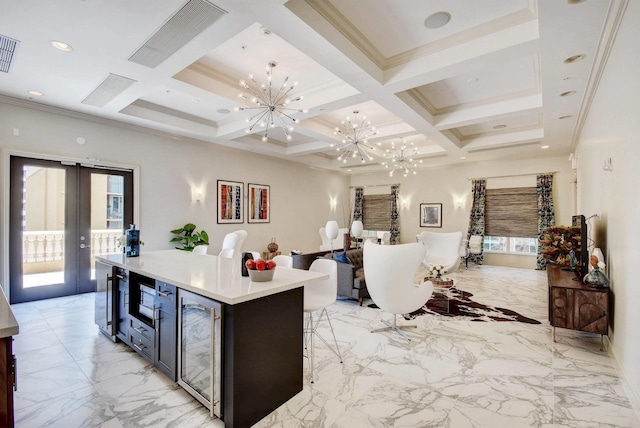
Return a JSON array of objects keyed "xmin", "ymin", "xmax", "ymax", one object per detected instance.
[{"xmin": 170, "ymin": 223, "xmax": 209, "ymax": 252}]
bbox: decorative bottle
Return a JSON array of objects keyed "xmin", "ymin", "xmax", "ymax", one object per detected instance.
[{"xmin": 126, "ymin": 224, "xmax": 140, "ymax": 257}]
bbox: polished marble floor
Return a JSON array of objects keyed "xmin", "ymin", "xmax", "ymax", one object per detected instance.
[{"xmin": 10, "ymin": 265, "xmax": 640, "ymax": 427}]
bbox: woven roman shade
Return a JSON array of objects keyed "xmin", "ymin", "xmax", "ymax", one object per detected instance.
[
  {"xmin": 363, "ymin": 194, "xmax": 391, "ymax": 230},
  {"xmin": 485, "ymin": 187, "xmax": 537, "ymax": 237}
]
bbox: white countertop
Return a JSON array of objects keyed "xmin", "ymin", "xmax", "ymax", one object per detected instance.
[
  {"xmin": 0, "ymin": 286, "xmax": 19, "ymax": 338},
  {"xmin": 97, "ymin": 250, "xmax": 327, "ymax": 305}
]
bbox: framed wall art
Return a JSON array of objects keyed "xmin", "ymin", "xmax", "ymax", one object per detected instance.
[
  {"xmin": 217, "ymin": 180, "xmax": 244, "ymax": 224},
  {"xmin": 420, "ymin": 203, "xmax": 442, "ymax": 228},
  {"xmin": 247, "ymin": 183, "xmax": 270, "ymax": 223}
]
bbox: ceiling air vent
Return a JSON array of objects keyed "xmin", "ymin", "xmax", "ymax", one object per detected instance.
[
  {"xmin": 0, "ymin": 35, "xmax": 19, "ymax": 73},
  {"xmin": 128, "ymin": 0, "xmax": 227, "ymax": 68},
  {"xmin": 82, "ymin": 73, "xmax": 137, "ymax": 107}
]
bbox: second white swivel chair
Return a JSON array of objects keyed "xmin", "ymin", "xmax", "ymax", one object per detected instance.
[
  {"xmin": 272, "ymin": 254, "xmax": 293, "ymax": 268},
  {"xmin": 304, "ymin": 258, "xmax": 343, "ymax": 383},
  {"xmin": 364, "ymin": 241, "xmax": 433, "ymax": 341}
]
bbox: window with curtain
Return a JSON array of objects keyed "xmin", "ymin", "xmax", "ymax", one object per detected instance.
[
  {"xmin": 485, "ymin": 187, "xmax": 538, "ymax": 255},
  {"xmin": 362, "ymin": 194, "xmax": 391, "ymax": 231}
]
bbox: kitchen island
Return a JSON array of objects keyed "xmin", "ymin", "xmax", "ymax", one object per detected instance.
[{"xmin": 96, "ymin": 250, "xmax": 326, "ymax": 428}]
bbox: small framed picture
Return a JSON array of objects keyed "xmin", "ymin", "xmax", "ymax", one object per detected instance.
[
  {"xmin": 247, "ymin": 183, "xmax": 270, "ymax": 223},
  {"xmin": 420, "ymin": 203, "xmax": 442, "ymax": 228},
  {"xmin": 217, "ymin": 180, "xmax": 244, "ymax": 224}
]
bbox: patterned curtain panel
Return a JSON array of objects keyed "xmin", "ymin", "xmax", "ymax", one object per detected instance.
[
  {"xmin": 390, "ymin": 185, "xmax": 400, "ymax": 244},
  {"xmin": 353, "ymin": 187, "xmax": 363, "ymax": 221},
  {"xmin": 536, "ymin": 173, "xmax": 555, "ymax": 270},
  {"xmin": 467, "ymin": 179, "xmax": 486, "ymax": 264}
]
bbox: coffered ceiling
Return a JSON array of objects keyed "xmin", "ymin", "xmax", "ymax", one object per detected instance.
[{"xmin": 0, "ymin": 0, "xmax": 626, "ymax": 174}]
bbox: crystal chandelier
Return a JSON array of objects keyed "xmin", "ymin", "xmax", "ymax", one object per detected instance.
[
  {"xmin": 382, "ymin": 140, "xmax": 423, "ymax": 177},
  {"xmin": 333, "ymin": 111, "xmax": 380, "ymax": 163},
  {"xmin": 235, "ymin": 61, "xmax": 306, "ymax": 143}
]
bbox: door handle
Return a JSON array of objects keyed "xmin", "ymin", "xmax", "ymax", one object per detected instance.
[{"xmin": 80, "ymin": 243, "xmax": 91, "ymax": 249}]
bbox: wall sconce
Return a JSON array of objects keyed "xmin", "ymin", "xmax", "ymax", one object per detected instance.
[
  {"xmin": 329, "ymin": 195, "xmax": 338, "ymax": 211},
  {"xmin": 603, "ymin": 157, "xmax": 613, "ymax": 172},
  {"xmin": 196, "ymin": 190, "xmax": 204, "ymax": 202}
]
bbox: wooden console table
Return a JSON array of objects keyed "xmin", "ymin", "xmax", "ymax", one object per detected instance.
[{"xmin": 547, "ymin": 264, "xmax": 609, "ymax": 351}]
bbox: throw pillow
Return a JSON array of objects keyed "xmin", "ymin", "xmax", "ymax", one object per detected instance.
[{"xmin": 333, "ymin": 251, "xmax": 351, "ymax": 264}]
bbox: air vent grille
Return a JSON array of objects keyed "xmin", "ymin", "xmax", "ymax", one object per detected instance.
[
  {"xmin": 82, "ymin": 74, "xmax": 137, "ymax": 107},
  {"xmin": 129, "ymin": 0, "xmax": 226, "ymax": 68},
  {"xmin": 0, "ymin": 35, "xmax": 19, "ymax": 73}
]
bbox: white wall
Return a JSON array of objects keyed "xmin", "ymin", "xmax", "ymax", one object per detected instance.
[
  {"xmin": 0, "ymin": 101, "xmax": 350, "ymax": 290},
  {"xmin": 350, "ymin": 154, "xmax": 575, "ymax": 267},
  {"xmin": 574, "ymin": 0, "xmax": 640, "ymax": 411}
]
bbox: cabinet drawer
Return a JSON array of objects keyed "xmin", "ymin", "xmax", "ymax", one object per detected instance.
[
  {"xmin": 129, "ymin": 317, "xmax": 154, "ymax": 341},
  {"xmin": 156, "ymin": 281, "xmax": 177, "ymax": 306},
  {"xmin": 129, "ymin": 329, "xmax": 154, "ymax": 363}
]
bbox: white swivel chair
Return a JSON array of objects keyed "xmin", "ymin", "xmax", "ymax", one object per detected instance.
[
  {"xmin": 233, "ymin": 229, "xmax": 247, "ymax": 253},
  {"xmin": 418, "ymin": 231, "xmax": 463, "ymax": 273},
  {"xmin": 219, "ymin": 230, "xmax": 247, "ymax": 259},
  {"xmin": 193, "ymin": 245, "xmax": 209, "ymax": 255},
  {"xmin": 363, "ymin": 241, "xmax": 433, "ymax": 341},
  {"xmin": 272, "ymin": 254, "xmax": 293, "ymax": 268},
  {"xmin": 305, "ymin": 258, "xmax": 343, "ymax": 382},
  {"xmin": 218, "ymin": 248, "xmax": 234, "ymax": 259},
  {"xmin": 219, "ymin": 232, "xmax": 239, "ymax": 257},
  {"xmin": 466, "ymin": 235, "xmax": 483, "ymax": 267}
]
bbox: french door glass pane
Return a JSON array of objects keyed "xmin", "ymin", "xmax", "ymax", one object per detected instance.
[
  {"xmin": 22, "ymin": 165, "xmax": 65, "ymax": 288},
  {"xmin": 90, "ymin": 173, "xmax": 125, "ymax": 280}
]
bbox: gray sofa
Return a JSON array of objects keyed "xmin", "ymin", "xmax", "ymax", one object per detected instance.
[{"xmin": 291, "ymin": 248, "xmax": 369, "ymax": 305}]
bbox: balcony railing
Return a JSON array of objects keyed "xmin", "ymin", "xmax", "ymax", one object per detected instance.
[{"xmin": 23, "ymin": 229, "xmax": 123, "ymax": 263}]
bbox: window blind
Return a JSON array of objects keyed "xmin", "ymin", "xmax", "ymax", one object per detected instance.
[
  {"xmin": 363, "ymin": 194, "xmax": 391, "ymax": 230},
  {"xmin": 485, "ymin": 187, "xmax": 538, "ymax": 238}
]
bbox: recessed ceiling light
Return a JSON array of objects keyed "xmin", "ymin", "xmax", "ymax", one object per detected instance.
[
  {"xmin": 541, "ymin": 145, "xmax": 550, "ymax": 149},
  {"xmin": 217, "ymin": 108, "xmax": 231, "ymax": 114},
  {"xmin": 558, "ymin": 115, "xmax": 573, "ymax": 120},
  {"xmin": 460, "ymin": 156, "xmax": 467, "ymax": 160},
  {"xmin": 424, "ymin": 12, "xmax": 451, "ymax": 29},
  {"xmin": 50, "ymin": 40, "xmax": 73, "ymax": 52},
  {"xmin": 467, "ymin": 77, "xmax": 479, "ymax": 84},
  {"xmin": 564, "ymin": 54, "xmax": 585, "ymax": 64},
  {"xmin": 492, "ymin": 124, "xmax": 507, "ymax": 129},
  {"xmin": 27, "ymin": 90, "xmax": 43, "ymax": 97},
  {"xmin": 559, "ymin": 90, "xmax": 576, "ymax": 97}
]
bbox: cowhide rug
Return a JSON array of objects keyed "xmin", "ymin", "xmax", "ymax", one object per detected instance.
[{"xmin": 403, "ymin": 287, "xmax": 540, "ymax": 324}]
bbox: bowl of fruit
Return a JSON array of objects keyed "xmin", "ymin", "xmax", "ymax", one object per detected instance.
[{"xmin": 245, "ymin": 258, "xmax": 276, "ymax": 282}]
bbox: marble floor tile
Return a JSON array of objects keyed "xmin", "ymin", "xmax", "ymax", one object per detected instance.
[{"xmin": 9, "ymin": 265, "xmax": 640, "ymax": 427}]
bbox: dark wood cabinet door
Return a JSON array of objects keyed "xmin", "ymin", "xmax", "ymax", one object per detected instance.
[
  {"xmin": 573, "ymin": 289, "xmax": 608, "ymax": 334},
  {"xmin": 155, "ymin": 282, "xmax": 177, "ymax": 381},
  {"xmin": 0, "ymin": 337, "xmax": 15, "ymax": 428}
]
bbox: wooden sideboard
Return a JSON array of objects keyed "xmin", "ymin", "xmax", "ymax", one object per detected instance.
[{"xmin": 547, "ymin": 264, "xmax": 609, "ymax": 351}]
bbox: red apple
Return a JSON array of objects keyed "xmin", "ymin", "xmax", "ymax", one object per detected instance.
[
  {"xmin": 255, "ymin": 259, "xmax": 266, "ymax": 271},
  {"xmin": 266, "ymin": 260, "xmax": 276, "ymax": 270},
  {"xmin": 245, "ymin": 259, "xmax": 256, "ymax": 270}
]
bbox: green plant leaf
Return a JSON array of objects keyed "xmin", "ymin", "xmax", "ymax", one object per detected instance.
[
  {"xmin": 183, "ymin": 223, "xmax": 196, "ymax": 233},
  {"xmin": 170, "ymin": 228, "xmax": 184, "ymax": 235},
  {"xmin": 200, "ymin": 230, "xmax": 209, "ymax": 245}
]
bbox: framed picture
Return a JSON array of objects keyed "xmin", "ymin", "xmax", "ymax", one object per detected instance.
[
  {"xmin": 420, "ymin": 203, "xmax": 442, "ymax": 228},
  {"xmin": 217, "ymin": 180, "xmax": 244, "ymax": 224},
  {"xmin": 247, "ymin": 183, "xmax": 270, "ymax": 223}
]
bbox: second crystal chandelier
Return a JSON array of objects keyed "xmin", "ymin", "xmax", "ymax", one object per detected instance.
[
  {"xmin": 333, "ymin": 111, "xmax": 379, "ymax": 163},
  {"xmin": 236, "ymin": 61, "xmax": 306, "ymax": 143}
]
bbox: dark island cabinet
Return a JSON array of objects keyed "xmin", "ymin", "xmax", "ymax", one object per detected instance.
[
  {"xmin": 155, "ymin": 281, "xmax": 177, "ymax": 381},
  {"xmin": 116, "ymin": 268, "xmax": 130, "ymax": 345}
]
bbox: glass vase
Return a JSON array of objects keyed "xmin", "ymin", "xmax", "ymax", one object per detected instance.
[{"xmin": 583, "ymin": 268, "xmax": 610, "ymax": 288}]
